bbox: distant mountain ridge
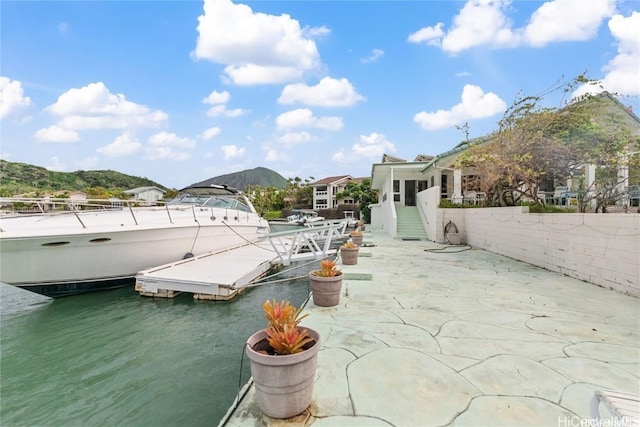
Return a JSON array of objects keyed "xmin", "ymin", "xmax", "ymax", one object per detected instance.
[
  {"xmin": 0, "ymin": 160, "xmax": 166, "ymax": 195},
  {"xmin": 191, "ymin": 167, "xmax": 288, "ymax": 190},
  {"xmin": 0, "ymin": 160, "xmax": 289, "ymax": 195}
]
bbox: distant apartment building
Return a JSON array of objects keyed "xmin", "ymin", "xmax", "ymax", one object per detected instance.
[{"xmin": 310, "ymin": 175, "xmax": 362, "ymax": 210}]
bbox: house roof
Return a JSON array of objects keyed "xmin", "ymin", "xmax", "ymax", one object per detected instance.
[
  {"xmin": 381, "ymin": 154, "xmax": 407, "ymax": 163},
  {"xmin": 124, "ymin": 186, "xmax": 165, "ymax": 195},
  {"xmin": 370, "ymin": 155, "xmax": 437, "ymax": 189},
  {"xmin": 311, "ymin": 175, "xmax": 353, "ymax": 185}
]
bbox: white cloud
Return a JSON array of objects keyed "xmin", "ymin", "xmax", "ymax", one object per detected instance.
[
  {"xmin": 409, "ymin": 0, "xmax": 615, "ymax": 53},
  {"xmin": 265, "ymin": 148, "xmax": 284, "ymax": 162},
  {"xmin": 140, "ymin": 132, "xmax": 196, "ymax": 161},
  {"xmin": 145, "ymin": 146, "xmax": 191, "ymax": 161},
  {"xmin": 202, "ymin": 127, "xmax": 222, "ymax": 140},
  {"xmin": 203, "ymin": 90, "xmax": 230, "ymax": 105},
  {"xmin": 46, "ymin": 82, "xmax": 168, "ymax": 130},
  {"xmin": 97, "ymin": 132, "xmax": 143, "ymax": 157},
  {"xmin": 276, "ymin": 108, "xmax": 343, "ymax": 131},
  {"xmin": 361, "ymin": 48, "xmax": 384, "ymax": 63},
  {"xmin": 279, "ymin": 77, "xmax": 365, "ymax": 107},
  {"xmin": 58, "ymin": 22, "xmax": 69, "ymax": 33},
  {"xmin": 148, "ymin": 131, "xmax": 196, "ymax": 149},
  {"xmin": 407, "ymin": 22, "xmax": 445, "ymax": 45},
  {"xmin": 76, "ymin": 157, "xmax": 99, "ymax": 169},
  {"xmin": 275, "ymin": 131, "xmax": 313, "ymax": 146},
  {"xmin": 333, "ymin": 132, "xmax": 396, "ymax": 162},
  {"xmin": 193, "ymin": 0, "xmax": 324, "ymax": 85},
  {"xmin": 0, "ymin": 77, "xmax": 32, "ymax": 120},
  {"xmin": 573, "ymin": 11, "xmax": 640, "ymax": 97},
  {"xmin": 202, "ymin": 89, "xmax": 248, "ymax": 117},
  {"xmin": 413, "ymin": 84, "xmax": 507, "ymax": 131},
  {"xmin": 221, "ymin": 144, "xmax": 245, "ymax": 160},
  {"xmin": 34, "ymin": 125, "xmax": 80, "ymax": 143},
  {"xmin": 46, "ymin": 156, "xmax": 66, "ymax": 172},
  {"xmin": 222, "ymin": 64, "xmax": 303, "ymax": 86},
  {"xmin": 523, "ymin": 0, "xmax": 615, "ymax": 47},
  {"xmin": 409, "ymin": 0, "xmax": 518, "ymax": 53}
]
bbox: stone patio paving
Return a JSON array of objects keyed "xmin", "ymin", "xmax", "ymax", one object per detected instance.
[{"xmin": 222, "ymin": 227, "xmax": 639, "ymax": 427}]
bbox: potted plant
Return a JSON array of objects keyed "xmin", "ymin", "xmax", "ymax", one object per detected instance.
[
  {"xmin": 349, "ymin": 229, "xmax": 363, "ymax": 246},
  {"xmin": 308, "ymin": 259, "xmax": 343, "ymax": 307},
  {"xmin": 245, "ymin": 299, "xmax": 321, "ymax": 419},
  {"xmin": 339, "ymin": 241, "xmax": 359, "ymax": 265}
]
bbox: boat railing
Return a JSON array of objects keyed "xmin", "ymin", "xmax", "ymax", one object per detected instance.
[{"xmin": 0, "ymin": 197, "xmax": 162, "ymax": 214}]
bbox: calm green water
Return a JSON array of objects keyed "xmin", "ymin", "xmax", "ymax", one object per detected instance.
[{"xmin": 0, "ymin": 267, "xmax": 312, "ymax": 427}]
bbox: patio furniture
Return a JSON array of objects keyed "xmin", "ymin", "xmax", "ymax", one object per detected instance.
[
  {"xmin": 463, "ymin": 191, "xmax": 486, "ymax": 205},
  {"xmin": 463, "ymin": 191, "xmax": 477, "ymax": 204},
  {"xmin": 590, "ymin": 389, "xmax": 640, "ymax": 426}
]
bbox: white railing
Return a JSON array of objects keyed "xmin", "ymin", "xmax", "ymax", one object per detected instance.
[{"xmin": 262, "ymin": 222, "xmax": 348, "ymax": 266}]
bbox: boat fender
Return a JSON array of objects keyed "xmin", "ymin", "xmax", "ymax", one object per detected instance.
[{"xmin": 183, "ymin": 252, "xmax": 194, "ymax": 259}]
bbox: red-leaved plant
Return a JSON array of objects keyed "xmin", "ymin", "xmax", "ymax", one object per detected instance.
[
  {"xmin": 263, "ymin": 299, "xmax": 313, "ymax": 355},
  {"xmin": 310, "ymin": 259, "xmax": 342, "ymax": 277}
]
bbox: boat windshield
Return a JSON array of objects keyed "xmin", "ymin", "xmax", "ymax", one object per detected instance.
[{"xmin": 170, "ymin": 195, "xmax": 252, "ymax": 213}]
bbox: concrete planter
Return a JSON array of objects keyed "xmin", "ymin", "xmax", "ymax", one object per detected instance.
[
  {"xmin": 340, "ymin": 246, "xmax": 359, "ymax": 265},
  {"xmin": 245, "ymin": 328, "xmax": 320, "ymax": 419},
  {"xmin": 308, "ymin": 272, "xmax": 343, "ymax": 307}
]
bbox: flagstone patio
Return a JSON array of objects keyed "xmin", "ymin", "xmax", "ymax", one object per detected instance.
[{"xmin": 221, "ymin": 227, "xmax": 639, "ymax": 427}]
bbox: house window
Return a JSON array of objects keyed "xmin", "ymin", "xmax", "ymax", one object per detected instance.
[
  {"xmin": 418, "ymin": 180, "xmax": 428, "ymax": 192},
  {"xmin": 430, "ymin": 176, "xmax": 435, "ymax": 187},
  {"xmin": 393, "ymin": 180, "xmax": 400, "ymax": 202},
  {"xmin": 441, "ymin": 174, "xmax": 448, "ymax": 199}
]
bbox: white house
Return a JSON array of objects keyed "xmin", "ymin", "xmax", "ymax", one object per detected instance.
[
  {"xmin": 369, "ymin": 154, "xmax": 433, "ymax": 239},
  {"xmin": 124, "ymin": 186, "xmax": 165, "ymax": 204},
  {"xmin": 371, "ymin": 93, "xmax": 640, "ymax": 240}
]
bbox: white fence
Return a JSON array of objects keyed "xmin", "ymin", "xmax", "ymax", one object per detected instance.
[{"xmin": 418, "ymin": 188, "xmax": 639, "ymax": 297}]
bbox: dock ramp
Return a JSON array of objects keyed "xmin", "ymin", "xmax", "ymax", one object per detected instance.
[{"xmin": 135, "ymin": 223, "xmax": 347, "ymax": 300}]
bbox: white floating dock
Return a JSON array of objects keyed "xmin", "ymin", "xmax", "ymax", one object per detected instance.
[
  {"xmin": 135, "ymin": 223, "xmax": 348, "ymax": 300},
  {"xmin": 135, "ymin": 242, "xmax": 277, "ymax": 300}
]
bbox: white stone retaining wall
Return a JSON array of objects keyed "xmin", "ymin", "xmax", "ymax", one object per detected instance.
[{"xmin": 418, "ymin": 188, "xmax": 639, "ymax": 297}]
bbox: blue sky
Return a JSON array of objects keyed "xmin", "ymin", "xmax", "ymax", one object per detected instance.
[{"xmin": 1, "ymin": 0, "xmax": 639, "ymax": 189}]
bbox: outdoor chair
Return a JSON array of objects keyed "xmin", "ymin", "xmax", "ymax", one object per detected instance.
[
  {"xmin": 463, "ymin": 191, "xmax": 486, "ymax": 205},
  {"xmin": 590, "ymin": 389, "xmax": 640, "ymax": 426},
  {"xmin": 463, "ymin": 191, "xmax": 477, "ymax": 204}
]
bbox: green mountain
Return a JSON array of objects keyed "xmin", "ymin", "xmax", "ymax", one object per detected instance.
[
  {"xmin": 190, "ymin": 167, "xmax": 288, "ymax": 191},
  {"xmin": 0, "ymin": 160, "xmax": 166, "ymax": 195}
]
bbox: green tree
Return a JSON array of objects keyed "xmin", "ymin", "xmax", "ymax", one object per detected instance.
[
  {"xmin": 455, "ymin": 75, "xmax": 640, "ymax": 209},
  {"xmin": 335, "ymin": 178, "xmax": 377, "ymax": 223},
  {"xmin": 247, "ymin": 185, "xmax": 284, "ymax": 213},
  {"xmin": 285, "ymin": 177, "xmax": 314, "ymax": 208}
]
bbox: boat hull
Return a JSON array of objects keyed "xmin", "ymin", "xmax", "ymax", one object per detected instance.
[{"xmin": 0, "ymin": 205, "xmax": 269, "ymax": 297}]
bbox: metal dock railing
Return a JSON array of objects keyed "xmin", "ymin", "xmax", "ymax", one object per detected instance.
[{"xmin": 135, "ymin": 223, "xmax": 348, "ymax": 300}]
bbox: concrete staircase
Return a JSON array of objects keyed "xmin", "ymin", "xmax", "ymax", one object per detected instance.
[{"xmin": 395, "ymin": 206, "xmax": 427, "ymax": 240}]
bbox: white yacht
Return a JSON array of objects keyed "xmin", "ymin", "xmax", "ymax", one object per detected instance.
[{"xmin": 0, "ymin": 185, "xmax": 270, "ymax": 297}]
